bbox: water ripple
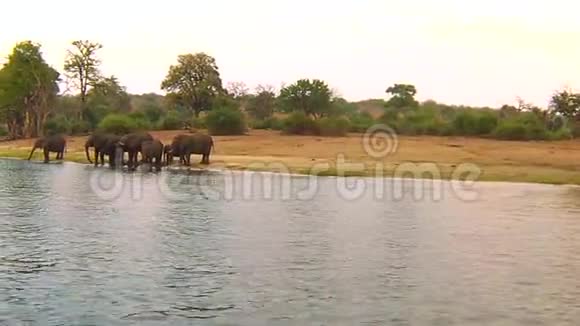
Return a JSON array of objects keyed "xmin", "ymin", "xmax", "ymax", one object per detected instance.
[{"xmin": 1, "ymin": 159, "xmax": 580, "ymax": 325}]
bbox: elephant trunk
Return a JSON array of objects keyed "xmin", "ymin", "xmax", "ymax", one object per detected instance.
[
  {"xmin": 85, "ymin": 143, "xmax": 93, "ymax": 164},
  {"xmin": 27, "ymin": 146, "xmax": 36, "ymax": 161}
]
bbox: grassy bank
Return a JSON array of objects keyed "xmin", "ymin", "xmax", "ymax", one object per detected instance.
[{"xmin": 2, "ymin": 130, "xmax": 580, "ymax": 185}]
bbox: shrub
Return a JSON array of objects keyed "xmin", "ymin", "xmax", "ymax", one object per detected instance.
[
  {"xmin": 349, "ymin": 112, "xmax": 375, "ymax": 133},
  {"xmin": 476, "ymin": 111, "xmax": 499, "ymax": 135},
  {"xmin": 451, "ymin": 110, "xmax": 497, "ymax": 136},
  {"xmin": 127, "ymin": 111, "xmax": 153, "ymax": 131},
  {"xmin": 44, "ymin": 116, "xmax": 70, "ymax": 135},
  {"xmin": 128, "ymin": 111, "xmax": 147, "ymax": 121},
  {"xmin": 70, "ymin": 120, "xmax": 91, "ymax": 135},
  {"xmin": 192, "ymin": 116, "xmax": 207, "ymax": 129},
  {"xmin": 451, "ymin": 111, "xmax": 479, "ymax": 135},
  {"xmin": 157, "ymin": 112, "xmax": 183, "ymax": 130},
  {"xmin": 493, "ymin": 113, "xmax": 548, "ymax": 140},
  {"xmin": 282, "ymin": 112, "xmax": 320, "ymax": 135},
  {"xmin": 387, "ymin": 107, "xmax": 449, "ymax": 136},
  {"xmin": 250, "ymin": 120, "xmax": 267, "ymax": 130},
  {"xmin": 318, "ymin": 117, "xmax": 351, "ymax": 136},
  {"xmin": 548, "ymin": 127, "xmax": 573, "ymax": 140},
  {"xmin": 133, "ymin": 118, "xmax": 152, "ymax": 131},
  {"xmin": 205, "ymin": 108, "xmax": 247, "ymax": 135},
  {"xmin": 270, "ymin": 117, "xmax": 284, "ymax": 130},
  {"xmin": 97, "ymin": 114, "xmax": 138, "ymax": 135},
  {"xmin": 492, "ymin": 122, "xmax": 529, "ymax": 140},
  {"xmin": 251, "ymin": 117, "xmax": 283, "ymax": 130}
]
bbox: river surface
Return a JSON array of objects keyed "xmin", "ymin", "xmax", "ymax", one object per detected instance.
[{"xmin": 1, "ymin": 159, "xmax": 580, "ymax": 325}]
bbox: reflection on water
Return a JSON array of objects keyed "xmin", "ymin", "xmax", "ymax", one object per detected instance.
[{"xmin": 1, "ymin": 159, "xmax": 580, "ymax": 325}]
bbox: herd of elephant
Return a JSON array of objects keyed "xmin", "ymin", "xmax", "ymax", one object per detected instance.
[{"xmin": 27, "ymin": 132, "xmax": 215, "ymax": 171}]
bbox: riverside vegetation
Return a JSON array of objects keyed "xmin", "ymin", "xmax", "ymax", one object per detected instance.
[{"xmin": 2, "ymin": 40, "xmax": 580, "ymax": 184}]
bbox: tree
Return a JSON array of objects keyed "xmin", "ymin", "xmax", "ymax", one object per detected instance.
[
  {"xmin": 64, "ymin": 40, "xmax": 103, "ymax": 120},
  {"xmin": 85, "ymin": 75, "xmax": 131, "ymax": 127},
  {"xmin": 161, "ymin": 53, "xmax": 223, "ymax": 118},
  {"xmin": 331, "ymin": 97, "xmax": 358, "ymax": 117},
  {"xmin": 278, "ymin": 79, "xmax": 333, "ymax": 119},
  {"xmin": 246, "ymin": 84, "xmax": 276, "ymax": 120},
  {"xmin": 0, "ymin": 41, "xmax": 60, "ymax": 138},
  {"xmin": 386, "ymin": 83, "xmax": 418, "ymax": 108},
  {"xmin": 131, "ymin": 93, "xmax": 167, "ymax": 123},
  {"xmin": 516, "ymin": 97, "xmax": 548, "ymax": 122},
  {"xmin": 550, "ymin": 89, "xmax": 580, "ymax": 119},
  {"xmin": 226, "ymin": 81, "xmax": 249, "ymax": 100}
]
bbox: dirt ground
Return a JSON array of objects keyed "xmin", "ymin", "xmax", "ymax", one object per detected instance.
[{"xmin": 2, "ymin": 129, "xmax": 580, "ymax": 185}]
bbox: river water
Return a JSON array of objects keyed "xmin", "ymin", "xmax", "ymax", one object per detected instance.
[{"xmin": 1, "ymin": 159, "xmax": 580, "ymax": 325}]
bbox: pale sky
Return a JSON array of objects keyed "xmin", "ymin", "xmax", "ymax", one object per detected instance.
[{"xmin": 2, "ymin": 0, "xmax": 580, "ymax": 107}]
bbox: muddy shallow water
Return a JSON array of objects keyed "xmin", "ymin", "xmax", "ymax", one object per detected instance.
[{"xmin": 1, "ymin": 159, "xmax": 580, "ymax": 325}]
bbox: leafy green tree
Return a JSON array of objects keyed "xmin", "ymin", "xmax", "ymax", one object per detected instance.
[
  {"xmin": 0, "ymin": 41, "xmax": 60, "ymax": 138},
  {"xmin": 386, "ymin": 84, "xmax": 418, "ymax": 108},
  {"xmin": 161, "ymin": 53, "xmax": 223, "ymax": 118},
  {"xmin": 246, "ymin": 85, "xmax": 276, "ymax": 120},
  {"xmin": 85, "ymin": 75, "xmax": 131, "ymax": 128},
  {"xmin": 130, "ymin": 93, "xmax": 167, "ymax": 123},
  {"xmin": 278, "ymin": 79, "xmax": 333, "ymax": 119},
  {"xmin": 64, "ymin": 40, "xmax": 103, "ymax": 120},
  {"xmin": 550, "ymin": 89, "xmax": 580, "ymax": 119}
]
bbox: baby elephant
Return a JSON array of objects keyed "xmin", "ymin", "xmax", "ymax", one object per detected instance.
[
  {"xmin": 27, "ymin": 135, "xmax": 66, "ymax": 163},
  {"xmin": 141, "ymin": 139, "xmax": 164, "ymax": 172}
]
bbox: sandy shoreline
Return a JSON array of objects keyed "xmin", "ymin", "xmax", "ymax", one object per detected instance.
[{"xmin": 2, "ymin": 129, "xmax": 580, "ymax": 185}]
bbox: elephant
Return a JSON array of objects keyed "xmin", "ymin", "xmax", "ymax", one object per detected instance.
[
  {"xmin": 116, "ymin": 132, "xmax": 153, "ymax": 171},
  {"xmin": 141, "ymin": 139, "xmax": 164, "ymax": 172},
  {"xmin": 27, "ymin": 135, "xmax": 67, "ymax": 163},
  {"xmin": 178, "ymin": 133, "xmax": 215, "ymax": 165},
  {"xmin": 164, "ymin": 134, "xmax": 188, "ymax": 166},
  {"xmin": 102, "ymin": 135, "xmax": 122, "ymax": 168},
  {"xmin": 85, "ymin": 133, "xmax": 120, "ymax": 167}
]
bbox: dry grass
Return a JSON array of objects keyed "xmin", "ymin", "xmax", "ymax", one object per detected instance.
[{"xmin": 2, "ymin": 129, "xmax": 580, "ymax": 185}]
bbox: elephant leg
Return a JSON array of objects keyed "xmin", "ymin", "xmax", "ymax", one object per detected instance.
[
  {"xmin": 99, "ymin": 152, "xmax": 106, "ymax": 166},
  {"xmin": 128, "ymin": 152, "xmax": 134, "ymax": 170},
  {"xmin": 131, "ymin": 152, "xmax": 138, "ymax": 171},
  {"xmin": 93, "ymin": 149, "xmax": 99, "ymax": 167},
  {"xmin": 156, "ymin": 156, "xmax": 162, "ymax": 171},
  {"xmin": 43, "ymin": 148, "xmax": 49, "ymax": 163}
]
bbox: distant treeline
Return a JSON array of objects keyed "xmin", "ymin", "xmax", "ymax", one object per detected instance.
[{"xmin": 1, "ymin": 40, "xmax": 579, "ymax": 141}]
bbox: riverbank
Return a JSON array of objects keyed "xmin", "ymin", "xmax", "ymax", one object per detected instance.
[{"xmin": 2, "ymin": 130, "xmax": 580, "ymax": 185}]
